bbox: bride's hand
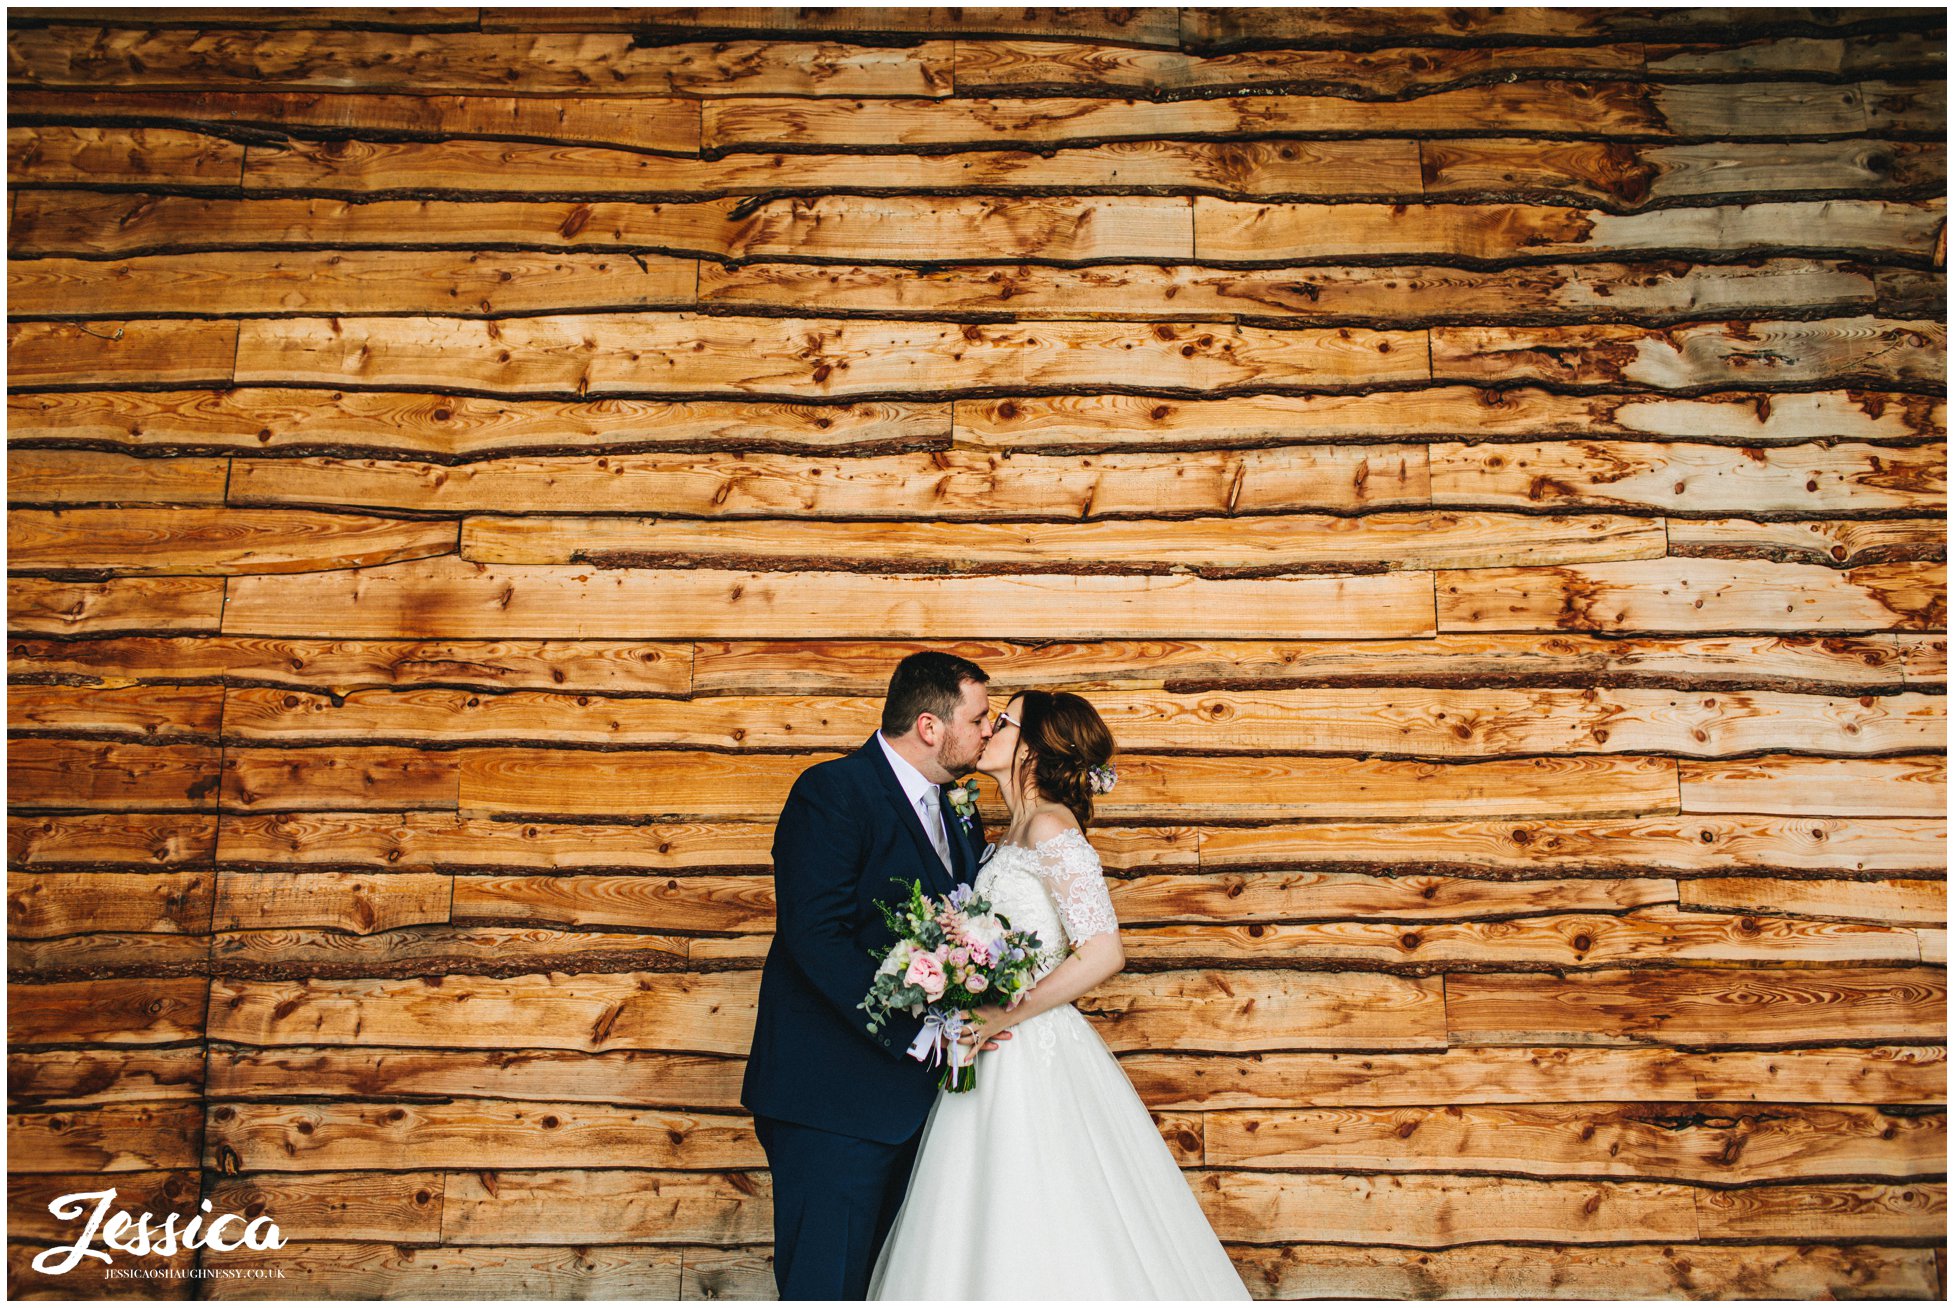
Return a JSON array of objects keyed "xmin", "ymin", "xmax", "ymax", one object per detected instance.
[{"xmin": 958, "ymin": 1004, "xmax": 1015, "ymax": 1051}]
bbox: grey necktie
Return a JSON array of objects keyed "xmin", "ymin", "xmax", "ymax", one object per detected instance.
[{"xmin": 919, "ymin": 789, "xmax": 953, "ymax": 871}]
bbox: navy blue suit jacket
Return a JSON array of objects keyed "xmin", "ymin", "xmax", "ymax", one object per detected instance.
[{"xmin": 742, "ymin": 734, "xmax": 985, "ymax": 1144}]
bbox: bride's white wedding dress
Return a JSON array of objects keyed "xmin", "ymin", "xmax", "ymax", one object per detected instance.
[{"xmin": 869, "ymin": 829, "xmax": 1250, "ymax": 1300}]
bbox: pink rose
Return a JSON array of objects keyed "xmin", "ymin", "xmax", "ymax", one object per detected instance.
[
  {"xmin": 948, "ymin": 947, "xmax": 970, "ymax": 968},
  {"xmin": 904, "ymin": 952, "xmax": 947, "ymax": 1001},
  {"xmin": 969, "ymin": 940, "xmax": 996, "ymax": 967},
  {"xmin": 966, "ymin": 973, "xmax": 989, "ymax": 993}
]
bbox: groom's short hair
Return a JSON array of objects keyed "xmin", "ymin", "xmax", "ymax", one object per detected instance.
[{"xmin": 881, "ymin": 651, "xmax": 990, "ymax": 737}]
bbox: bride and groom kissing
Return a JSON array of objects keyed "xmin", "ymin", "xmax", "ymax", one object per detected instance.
[{"xmin": 742, "ymin": 652, "xmax": 1249, "ymax": 1300}]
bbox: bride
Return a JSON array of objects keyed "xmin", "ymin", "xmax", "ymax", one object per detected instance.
[{"xmin": 869, "ymin": 690, "xmax": 1250, "ymax": 1300}]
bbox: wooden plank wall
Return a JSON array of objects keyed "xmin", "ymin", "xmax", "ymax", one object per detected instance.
[{"xmin": 6, "ymin": 5, "xmax": 1948, "ymax": 1300}]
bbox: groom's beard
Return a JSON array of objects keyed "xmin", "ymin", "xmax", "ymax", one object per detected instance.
[{"xmin": 937, "ymin": 739, "xmax": 982, "ymax": 777}]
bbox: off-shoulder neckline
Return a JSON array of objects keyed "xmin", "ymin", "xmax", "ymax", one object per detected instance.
[{"xmin": 992, "ymin": 827, "xmax": 1090, "ymax": 853}]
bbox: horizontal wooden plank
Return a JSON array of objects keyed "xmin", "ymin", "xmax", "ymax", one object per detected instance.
[
  {"xmin": 688, "ymin": 633, "xmax": 1945, "ymax": 695},
  {"xmin": 243, "ymin": 134, "xmax": 1425, "ymax": 202},
  {"xmin": 1228, "ymin": 1241, "xmax": 1942, "ymax": 1300},
  {"xmin": 453, "ymin": 748, "xmax": 1678, "ymax": 822},
  {"xmin": 1679, "ymin": 877, "xmax": 1945, "ymax": 925},
  {"xmin": 1667, "ymin": 517, "xmax": 1947, "ymax": 569},
  {"xmin": 206, "ymin": 1045, "xmax": 747, "ymax": 1108},
  {"xmin": 1437, "ymin": 560, "xmax": 1945, "ymax": 634},
  {"xmin": 221, "ymin": 745, "xmax": 458, "ymax": 812},
  {"xmin": 8, "ymin": 977, "xmax": 208, "ymax": 1046},
  {"xmin": 23, "ymin": 8, "xmax": 479, "ymax": 29},
  {"xmin": 213, "ymin": 810, "xmax": 1186, "ymax": 873},
  {"xmin": 462, "ymin": 511, "xmax": 1663, "ymax": 574},
  {"xmin": 1203, "ymin": 1102, "xmax": 1943, "ymax": 1182},
  {"xmin": 1120, "ymin": 908, "xmax": 1926, "ymax": 969},
  {"xmin": 7, "ymin": 871, "xmax": 213, "ymax": 938},
  {"xmin": 451, "ymin": 874, "xmax": 774, "ymax": 934},
  {"xmin": 1680, "ymin": 754, "xmax": 1947, "ymax": 818},
  {"xmin": 195, "ymin": 1242, "xmax": 682, "ymax": 1300},
  {"xmin": 8, "ymin": 813, "xmax": 218, "ymax": 868},
  {"xmin": 6, "ymin": 319, "xmax": 239, "ymax": 389},
  {"xmin": 1198, "ymin": 816, "xmax": 1947, "ymax": 874},
  {"xmin": 1446, "ymin": 965, "xmax": 1945, "ymax": 1045},
  {"xmin": 7, "ymin": 390, "xmax": 951, "ymax": 458},
  {"xmin": 480, "ymin": 7, "xmax": 1186, "ymax": 45},
  {"xmin": 206, "ymin": 1100, "xmax": 762, "ymax": 1173},
  {"xmin": 958, "ymin": 389, "xmax": 1946, "ymax": 449},
  {"xmin": 1419, "ymin": 137, "xmax": 1945, "ymax": 209},
  {"xmin": 1193, "ymin": 197, "xmax": 1946, "ymax": 263},
  {"xmin": 7, "ymin": 450, "xmax": 229, "ymax": 505},
  {"xmin": 700, "ymin": 257, "xmax": 1883, "ymax": 321},
  {"xmin": 7, "ymin": 931, "xmax": 212, "ymax": 980},
  {"xmin": 7, "ymin": 576, "xmax": 227, "ymax": 636},
  {"xmin": 1650, "ymin": 33, "xmax": 1947, "ymax": 79},
  {"xmin": 7, "ymin": 509, "xmax": 459, "ymax": 577},
  {"xmin": 1195, "ymin": 1170, "xmax": 1698, "ymax": 1245},
  {"xmin": 698, "ymin": 84, "xmax": 1876, "ymax": 153},
  {"xmin": 30, "ymin": 121, "xmax": 1914, "ymax": 212},
  {"xmin": 1432, "ymin": 318, "xmax": 1945, "ymax": 390},
  {"xmin": 8, "ymin": 739, "xmax": 221, "ymax": 811},
  {"xmin": 11, "ymin": 192, "xmax": 1200, "ymax": 262},
  {"xmin": 1430, "ymin": 440, "xmax": 1945, "ymax": 514},
  {"xmin": 201, "ymin": 1170, "xmax": 442, "ymax": 1243},
  {"xmin": 7, "ymin": 88, "xmax": 701, "ymax": 153},
  {"xmin": 1693, "ymin": 1180, "xmax": 1945, "ymax": 1240},
  {"xmin": 8, "ymin": 249, "xmax": 697, "ymax": 318},
  {"xmin": 6, "ymin": 124, "xmax": 243, "ymax": 185},
  {"xmin": 7, "ymin": 28, "xmax": 953, "ymax": 96},
  {"xmin": 8, "ymin": 1102, "xmax": 202, "ymax": 1173},
  {"xmin": 228, "ymin": 446, "xmax": 1431, "ymax": 517},
  {"xmin": 14, "ymin": 189, "xmax": 1944, "ymax": 270},
  {"xmin": 23, "ymin": 632, "xmax": 1929, "ymax": 705},
  {"xmin": 7, "ymin": 683, "xmax": 223, "ymax": 739},
  {"xmin": 208, "ymin": 972, "xmax": 758, "ymax": 1054},
  {"xmin": 440, "ymin": 1168, "xmax": 771, "ymax": 1245},
  {"xmin": 8, "ymin": 1047, "xmax": 207, "ymax": 1107},
  {"xmin": 1123, "ymin": 1045, "xmax": 1950, "ymax": 1109},
  {"xmin": 208, "ymin": 924, "xmax": 690, "ymax": 978},
  {"xmin": 1180, "ymin": 8, "xmax": 1936, "ymax": 47},
  {"xmin": 221, "ymin": 684, "xmax": 1945, "ymax": 758},
  {"xmin": 223, "ymin": 559, "xmax": 1440, "ymax": 642},
  {"xmin": 203, "ymin": 968, "xmax": 1457, "ymax": 1055},
  {"xmin": 456, "ymin": 871, "xmax": 1679, "ymax": 934},
  {"xmin": 955, "ymin": 37, "xmax": 1649, "ymax": 97},
  {"xmin": 230, "ymin": 314, "xmax": 1426, "ymax": 397},
  {"xmin": 8, "ymin": 636, "xmax": 695, "ymax": 697},
  {"xmin": 1082, "ymin": 970, "xmax": 1447, "ymax": 1053},
  {"xmin": 212, "ymin": 871, "xmax": 451, "ymax": 934},
  {"xmin": 193, "ymin": 815, "xmax": 721, "ymax": 872}
]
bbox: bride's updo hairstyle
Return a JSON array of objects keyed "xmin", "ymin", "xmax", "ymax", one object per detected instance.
[{"xmin": 1010, "ymin": 690, "xmax": 1116, "ymax": 829}]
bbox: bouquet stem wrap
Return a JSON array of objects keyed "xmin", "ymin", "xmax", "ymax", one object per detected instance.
[{"xmin": 906, "ymin": 1009, "xmax": 977, "ymax": 1092}]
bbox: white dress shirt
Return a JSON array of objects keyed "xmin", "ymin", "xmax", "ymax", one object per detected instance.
[{"xmin": 877, "ymin": 732, "xmax": 951, "ymax": 864}]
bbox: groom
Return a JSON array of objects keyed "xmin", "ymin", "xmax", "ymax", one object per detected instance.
[{"xmin": 742, "ymin": 651, "xmax": 998, "ymax": 1299}]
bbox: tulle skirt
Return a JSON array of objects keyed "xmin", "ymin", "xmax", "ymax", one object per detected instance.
[{"xmin": 868, "ymin": 1003, "xmax": 1250, "ymax": 1300}]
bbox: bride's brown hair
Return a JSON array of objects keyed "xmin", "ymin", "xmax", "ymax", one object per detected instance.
[{"xmin": 1009, "ymin": 690, "xmax": 1116, "ymax": 830}]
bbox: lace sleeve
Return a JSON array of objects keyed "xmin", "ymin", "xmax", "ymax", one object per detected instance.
[{"xmin": 1033, "ymin": 830, "xmax": 1119, "ymax": 947}]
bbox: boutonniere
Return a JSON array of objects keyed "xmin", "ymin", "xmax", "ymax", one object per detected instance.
[{"xmin": 944, "ymin": 781, "xmax": 979, "ymax": 832}]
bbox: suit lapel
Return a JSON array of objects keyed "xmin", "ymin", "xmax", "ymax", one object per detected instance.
[{"xmin": 860, "ymin": 734, "xmax": 957, "ymax": 897}]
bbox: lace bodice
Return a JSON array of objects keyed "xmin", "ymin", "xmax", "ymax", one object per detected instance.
[{"xmin": 973, "ymin": 828, "xmax": 1118, "ymax": 980}]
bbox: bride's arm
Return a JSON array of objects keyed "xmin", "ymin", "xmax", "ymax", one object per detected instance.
[
  {"xmin": 964, "ymin": 814, "xmax": 1124, "ymax": 1042},
  {"xmin": 970, "ymin": 931, "xmax": 1124, "ymax": 1038}
]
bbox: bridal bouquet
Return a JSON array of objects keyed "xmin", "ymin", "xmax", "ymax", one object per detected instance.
[{"xmin": 860, "ymin": 880, "xmax": 1044, "ymax": 1092}]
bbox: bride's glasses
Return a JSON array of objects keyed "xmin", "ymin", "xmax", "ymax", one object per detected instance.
[{"xmin": 991, "ymin": 710, "xmax": 1020, "ymax": 732}]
